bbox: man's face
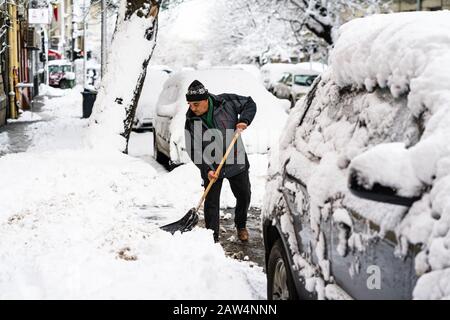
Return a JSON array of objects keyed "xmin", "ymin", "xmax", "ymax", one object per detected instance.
[{"xmin": 188, "ymin": 99, "xmax": 209, "ymax": 116}]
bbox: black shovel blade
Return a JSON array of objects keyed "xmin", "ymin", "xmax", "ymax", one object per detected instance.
[{"xmin": 160, "ymin": 208, "xmax": 199, "ymax": 234}]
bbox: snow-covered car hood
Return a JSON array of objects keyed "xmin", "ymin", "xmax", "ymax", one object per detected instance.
[{"xmin": 263, "ymin": 11, "xmax": 450, "ymax": 300}]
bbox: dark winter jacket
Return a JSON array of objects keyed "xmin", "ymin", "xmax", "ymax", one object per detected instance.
[{"xmin": 185, "ymin": 93, "xmax": 257, "ymax": 180}]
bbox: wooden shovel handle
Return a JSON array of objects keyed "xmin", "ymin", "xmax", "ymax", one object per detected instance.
[{"xmin": 195, "ymin": 130, "xmax": 241, "ymax": 211}]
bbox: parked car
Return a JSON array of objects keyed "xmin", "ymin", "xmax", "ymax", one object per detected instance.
[
  {"xmin": 260, "ymin": 63, "xmax": 297, "ymax": 93},
  {"xmin": 48, "ymin": 60, "xmax": 75, "ymax": 89},
  {"xmin": 272, "ymin": 68, "xmax": 319, "ymax": 108},
  {"xmin": 153, "ymin": 68, "xmax": 289, "ymax": 166},
  {"xmin": 263, "ymin": 11, "xmax": 450, "ymax": 300},
  {"xmin": 133, "ymin": 66, "xmax": 172, "ymax": 132}
]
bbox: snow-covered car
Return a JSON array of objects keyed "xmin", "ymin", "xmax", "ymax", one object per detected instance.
[
  {"xmin": 272, "ymin": 65, "xmax": 322, "ymax": 108},
  {"xmin": 153, "ymin": 69, "xmax": 289, "ymax": 166},
  {"xmin": 260, "ymin": 63, "xmax": 297, "ymax": 93},
  {"xmin": 230, "ymin": 64, "xmax": 263, "ymax": 84},
  {"xmin": 133, "ymin": 66, "xmax": 172, "ymax": 131},
  {"xmin": 261, "ymin": 62, "xmax": 325, "ymax": 95},
  {"xmin": 48, "ymin": 60, "xmax": 76, "ymax": 89},
  {"xmin": 263, "ymin": 11, "xmax": 450, "ymax": 300}
]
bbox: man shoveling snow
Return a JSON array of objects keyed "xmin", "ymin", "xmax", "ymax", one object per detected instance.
[{"xmin": 184, "ymin": 80, "xmax": 257, "ymax": 243}]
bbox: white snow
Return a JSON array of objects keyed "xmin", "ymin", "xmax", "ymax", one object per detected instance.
[
  {"xmin": 39, "ymin": 84, "xmax": 67, "ymax": 97},
  {"xmin": 0, "ymin": 87, "xmax": 266, "ymax": 299},
  {"xmin": 332, "ymin": 208, "xmax": 353, "ymax": 228},
  {"xmin": 7, "ymin": 111, "xmax": 42, "ymax": 123},
  {"xmin": 350, "ymin": 143, "xmax": 424, "ymax": 197}
]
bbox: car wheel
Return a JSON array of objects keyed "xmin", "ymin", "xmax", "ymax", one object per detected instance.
[{"xmin": 267, "ymin": 239, "xmax": 298, "ymax": 300}]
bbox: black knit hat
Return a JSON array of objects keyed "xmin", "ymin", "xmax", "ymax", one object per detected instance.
[{"xmin": 186, "ymin": 80, "xmax": 209, "ymax": 102}]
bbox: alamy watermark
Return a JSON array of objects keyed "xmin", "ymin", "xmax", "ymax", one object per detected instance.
[
  {"xmin": 185, "ymin": 122, "xmax": 247, "ymax": 165},
  {"xmin": 366, "ymin": 265, "xmax": 381, "ymax": 290}
]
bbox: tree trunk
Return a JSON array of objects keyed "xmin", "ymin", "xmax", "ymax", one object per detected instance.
[
  {"xmin": 122, "ymin": 0, "xmax": 161, "ymax": 154},
  {"xmin": 88, "ymin": 0, "xmax": 161, "ymax": 154}
]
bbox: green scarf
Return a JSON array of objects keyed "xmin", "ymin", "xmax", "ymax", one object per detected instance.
[{"xmin": 201, "ymin": 97, "xmax": 215, "ymax": 128}]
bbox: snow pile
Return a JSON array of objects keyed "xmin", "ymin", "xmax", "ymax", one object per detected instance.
[
  {"xmin": 0, "ymin": 151, "xmax": 265, "ymax": 299},
  {"xmin": 39, "ymin": 84, "xmax": 67, "ymax": 97},
  {"xmin": 263, "ymin": 11, "xmax": 450, "ymax": 299}
]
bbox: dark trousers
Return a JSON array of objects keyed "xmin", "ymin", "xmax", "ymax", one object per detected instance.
[{"xmin": 203, "ymin": 170, "xmax": 251, "ymax": 241}]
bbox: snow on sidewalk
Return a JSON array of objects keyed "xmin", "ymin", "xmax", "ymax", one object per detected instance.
[{"xmin": 0, "ymin": 87, "xmax": 266, "ymax": 299}]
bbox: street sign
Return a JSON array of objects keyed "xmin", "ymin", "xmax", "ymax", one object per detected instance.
[{"xmin": 29, "ymin": 8, "xmax": 50, "ymax": 25}]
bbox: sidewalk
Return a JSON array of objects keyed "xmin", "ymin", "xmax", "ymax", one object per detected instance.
[
  {"xmin": 0, "ymin": 97, "xmax": 48, "ymax": 157},
  {"xmin": 0, "ymin": 86, "xmax": 266, "ymax": 299}
]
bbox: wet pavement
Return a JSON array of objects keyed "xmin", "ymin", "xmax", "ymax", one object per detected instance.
[
  {"xmin": 198, "ymin": 207, "xmax": 266, "ymax": 270},
  {"xmin": 0, "ymin": 97, "xmax": 47, "ymax": 157}
]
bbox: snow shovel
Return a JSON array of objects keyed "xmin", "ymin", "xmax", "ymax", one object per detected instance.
[{"xmin": 160, "ymin": 130, "xmax": 242, "ymax": 234}]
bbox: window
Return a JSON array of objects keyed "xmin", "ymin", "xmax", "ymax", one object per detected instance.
[
  {"xmin": 48, "ymin": 65, "xmax": 61, "ymax": 73},
  {"xmin": 294, "ymin": 74, "xmax": 318, "ymax": 86}
]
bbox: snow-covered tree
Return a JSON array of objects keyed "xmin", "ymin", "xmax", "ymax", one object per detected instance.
[
  {"xmin": 268, "ymin": 0, "xmax": 391, "ymax": 45},
  {"xmin": 205, "ymin": 0, "xmax": 298, "ymax": 65},
  {"xmin": 88, "ymin": 0, "xmax": 161, "ymax": 153}
]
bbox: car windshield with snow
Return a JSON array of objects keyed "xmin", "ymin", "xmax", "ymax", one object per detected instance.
[{"xmin": 263, "ymin": 11, "xmax": 450, "ymax": 300}]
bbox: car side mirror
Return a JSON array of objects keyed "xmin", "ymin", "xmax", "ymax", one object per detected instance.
[
  {"xmin": 347, "ymin": 143, "xmax": 423, "ymax": 207},
  {"xmin": 348, "ymin": 170, "xmax": 420, "ymax": 207}
]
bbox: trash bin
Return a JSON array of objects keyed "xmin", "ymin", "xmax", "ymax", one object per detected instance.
[{"xmin": 81, "ymin": 89, "xmax": 97, "ymax": 118}]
